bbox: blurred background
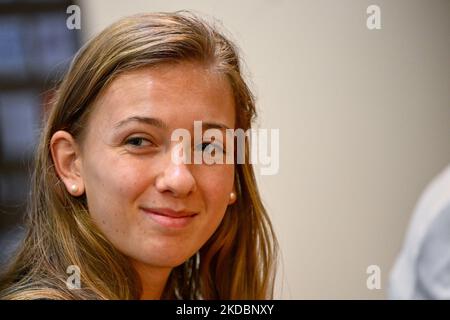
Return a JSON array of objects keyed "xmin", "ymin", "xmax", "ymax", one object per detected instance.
[
  {"xmin": 0, "ymin": 0, "xmax": 81, "ymax": 265},
  {"xmin": 0, "ymin": 0, "xmax": 449, "ymax": 299}
]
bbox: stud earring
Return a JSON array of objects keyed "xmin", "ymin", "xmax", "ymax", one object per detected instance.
[
  {"xmin": 229, "ymin": 192, "xmax": 236, "ymax": 203},
  {"xmin": 70, "ymin": 184, "xmax": 79, "ymax": 193}
]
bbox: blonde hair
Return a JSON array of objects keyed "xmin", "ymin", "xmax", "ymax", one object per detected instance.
[{"xmin": 0, "ymin": 11, "xmax": 277, "ymax": 300}]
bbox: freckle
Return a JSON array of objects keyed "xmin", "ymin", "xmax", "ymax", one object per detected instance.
[
  {"xmin": 102, "ymin": 220, "xmax": 106, "ymax": 225},
  {"xmin": 115, "ymin": 228, "xmax": 119, "ymax": 233}
]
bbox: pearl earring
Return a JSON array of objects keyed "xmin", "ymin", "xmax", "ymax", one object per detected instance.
[
  {"xmin": 70, "ymin": 184, "xmax": 79, "ymax": 193},
  {"xmin": 229, "ymin": 192, "xmax": 236, "ymax": 202}
]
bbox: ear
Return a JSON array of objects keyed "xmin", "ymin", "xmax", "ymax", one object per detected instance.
[{"xmin": 50, "ymin": 130, "xmax": 85, "ymax": 196}]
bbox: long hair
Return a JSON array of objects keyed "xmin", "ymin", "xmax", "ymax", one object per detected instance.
[{"xmin": 0, "ymin": 11, "xmax": 278, "ymax": 300}]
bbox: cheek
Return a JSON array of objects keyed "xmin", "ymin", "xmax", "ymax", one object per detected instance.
[
  {"xmin": 82, "ymin": 154, "xmax": 151, "ymax": 226},
  {"xmin": 199, "ymin": 164, "xmax": 235, "ymax": 210}
]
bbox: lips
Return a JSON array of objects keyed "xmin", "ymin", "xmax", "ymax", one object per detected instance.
[{"xmin": 141, "ymin": 207, "xmax": 198, "ymax": 229}]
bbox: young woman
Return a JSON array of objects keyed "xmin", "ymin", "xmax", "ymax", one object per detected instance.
[{"xmin": 0, "ymin": 11, "xmax": 277, "ymax": 300}]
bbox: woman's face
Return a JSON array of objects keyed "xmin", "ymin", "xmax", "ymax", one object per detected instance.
[{"xmin": 78, "ymin": 62, "xmax": 236, "ymax": 268}]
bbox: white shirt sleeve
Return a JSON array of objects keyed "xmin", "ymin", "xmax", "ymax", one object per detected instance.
[{"xmin": 415, "ymin": 205, "xmax": 450, "ymax": 299}]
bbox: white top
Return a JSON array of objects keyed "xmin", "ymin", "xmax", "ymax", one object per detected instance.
[{"xmin": 389, "ymin": 164, "xmax": 450, "ymax": 299}]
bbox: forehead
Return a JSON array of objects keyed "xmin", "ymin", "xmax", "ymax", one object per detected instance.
[{"xmin": 88, "ymin": 62, "xmax": 236, "ymax": 130}]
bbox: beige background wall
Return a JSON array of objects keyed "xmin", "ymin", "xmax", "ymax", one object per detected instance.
[{"xmin": 78, "ymin": 0, "xmax": 450, "ymax": 299}]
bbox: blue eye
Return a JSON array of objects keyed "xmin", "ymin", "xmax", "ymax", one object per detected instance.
[
  {"xmin": 201, "ymin": 142, "xmax": 210, "ymax": 151},
  {"xmin": 198, "ymin": 142, "xmax": 225, "ymax": 153},
  {"xmin": 125, "ymin": 137, "xmax": 152, "ymax": 147}
]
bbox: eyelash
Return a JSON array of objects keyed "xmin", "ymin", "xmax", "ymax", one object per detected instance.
[
  {"xmin": 198, "ymin": 141, "xmax": 225, "ymax": 153},
  {"xmin": 125, "ymin": 136, "xmax": 155, "ymax": 148},
  {"xmin": 124, "ymin": 137, "xmax": 225, "ymax": 153}
]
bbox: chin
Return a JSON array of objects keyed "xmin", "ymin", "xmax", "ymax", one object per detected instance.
[{"xmin": 137, "ymin": 250, "xmax": 195, "ymax": 268}]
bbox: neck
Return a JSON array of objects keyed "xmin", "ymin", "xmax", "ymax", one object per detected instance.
[{"xmin": 130, "ymin": 260, "xmax": 172, "ymax": 300}]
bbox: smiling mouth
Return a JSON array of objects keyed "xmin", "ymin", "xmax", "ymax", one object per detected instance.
[{"xmin": 140, "ymin": 207, "xmax": 198, "ymax": 229}]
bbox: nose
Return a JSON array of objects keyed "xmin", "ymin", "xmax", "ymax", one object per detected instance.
[{"xmin": 155, "ymin": 154, "xmax": 197, "ymax": 198}]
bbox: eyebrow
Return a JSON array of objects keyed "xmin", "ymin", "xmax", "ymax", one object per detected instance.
[
  {"xmin": 113, "ymin": 116, "xmax": 231, "ymax": 131},
  {"xmin": 113, "ymin": 116, "xmax": 168, "ymax": 130},
  {"xmin": 202, "ymin": 122, "xmax": 232, "ymax": 131}
]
